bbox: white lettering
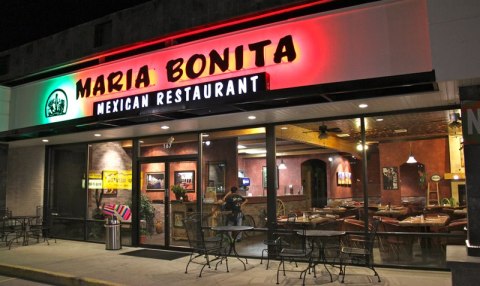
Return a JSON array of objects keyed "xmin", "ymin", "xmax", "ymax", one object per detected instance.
[
  {"xmin": 204, "ymin": 84, "xmax": 211, "ymax": 99},
  {"xmin": 226, "ymin": 80, "xmax": 235, "ymax": 96},
  {"xmin": 249, "ymin": 75, "xmax": 259, "ymax": 92},
  {"xmin": 97, "ymin": 102, "xmax": 105, "ymax": 115},
  {"xmin": 125, "ymin": 98, "xmax": 131, "ymax": 110},
  {"xmin": 467, "ymin": 109, "xmax": 480, "ymax": 135},
  {"xmin": 166, "ymin": 90, "xmax": 173, "ymax": 104},
  {"xmin": 193, "ymin": 86, "xmax": 201, "ymax": 100},
  {"xmin": 133, "ymin": 96, "xmax": 139, "ymax": 109},
  {"xmin": 175, "ymin": 89, "xmax": 182, "ymax": 103},
  {"xmin": 184, "ymin": 87, "xmax": 191, "ymax": 101},
  {"xmin": 238, "ymin": 78, "xmax": 247, "ymax": 94},
  {"xmin": 157, "ymin": 92, "xmax": 164, "ymax": 105},
  {"xmin": 215, "ymin": 82, "xmax": 223, "ymax": 97},
  {"xmin": 112, "ymin": 100, "xmax": 119, "ymax": 112},
  {"xmin": 142, "ymin": 94, "xmax": 149, "ymax": 108}
]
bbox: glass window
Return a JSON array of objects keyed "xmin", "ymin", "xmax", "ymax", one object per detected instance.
[
  {"xmin": 86, "ymin": 140, "xmax": 133, "ymax": 245},
  {"xmin": 365, "ymin": 110, "xmax": 465, "ymax": 268}
]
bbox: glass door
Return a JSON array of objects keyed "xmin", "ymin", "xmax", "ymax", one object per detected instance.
[
  {"xmin": 168, "ymin": 160, "xmax": 197, "ymax": 248},
  {"xmin": 138, "ymin": 159, "xmax": 197, "ymax": 248},
  {"xmin": 139, "ymin": 162, "xmax": 166, "ymax": 247}
]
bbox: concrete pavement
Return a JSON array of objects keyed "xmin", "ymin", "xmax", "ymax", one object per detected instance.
[{"xmin": 0, "ymin": 240, "xmax": 452, "ymax": 286}]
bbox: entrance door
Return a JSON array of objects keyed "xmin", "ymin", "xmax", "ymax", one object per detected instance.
[
  {"xmin": 139, "ymin": 162, "xmax": 166, "ymax": 247},
  {"xmin": 138, "ymin": 160, "xmax": 196, "ymax": 248}
]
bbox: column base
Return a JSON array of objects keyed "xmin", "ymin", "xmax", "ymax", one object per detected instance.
[{"xmin": 447, "ymin": 244, "xmax": 480, "ymax": 286}]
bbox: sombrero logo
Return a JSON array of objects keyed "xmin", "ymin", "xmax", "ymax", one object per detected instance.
[{"xmin": 45, "ymin": 89, "xmax": 68, "ymax": 118}]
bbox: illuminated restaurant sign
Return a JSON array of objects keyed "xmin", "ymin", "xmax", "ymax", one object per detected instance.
[
  {"xmin": 94, "ymin": 73, "xmax": 267, "ymax": 115},
  {"xmin": 11, "ymin": 0, "xmax": 431, "ymax": 128}
]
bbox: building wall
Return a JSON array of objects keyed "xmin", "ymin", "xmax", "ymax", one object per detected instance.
[
  {"xmin": 0, "ymin": 85, "xmax": 10, "ymax": 132},
  {"xmin": 428, "ymin": 0, "xmax": 480, "ymax": 81},
  {"xmin": 6, "ymin": 146, "xmax": 45, "ymax": 215},
  {"xmin": 0, "ymin": 0, "xmax": 300, "ymax": 82}
]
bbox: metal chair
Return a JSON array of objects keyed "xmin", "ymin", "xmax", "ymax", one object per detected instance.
[
  {"xmin": 339, "ymin": 218, "xmax": 381, "ymax": 283},
  {"xmin": 29, "ymin": 206, "xmax": 56, "ymax": 245},
  {"xmin": 276, "ymin": 214, "xmax": 313, "ymax": 285},
  {"xmin": 183, "ymin": 214, "xmax": 229, "ymax": 277}
]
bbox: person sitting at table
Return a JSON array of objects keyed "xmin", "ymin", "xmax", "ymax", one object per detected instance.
[{"xmin": 222, "ymin": 186, "xmax": 248, "ymax": 241}]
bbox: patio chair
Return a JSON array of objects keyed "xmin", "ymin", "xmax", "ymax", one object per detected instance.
[
  {"xmin": 1, "ymin": 217, "xmax": 18, "ymax": 247},
  {"xmin": 29, "ymin": 206, "xmax": 56, "ymax": 245},
  {"xmin": 276, "ymin": 214, "xmax": 313, "ymax": 285},
  {"xmin": 339, "ymin": 218, "xmax": 381, "ymax": 283},
  {"xmin": 183, "ymin": 214, "xmax": 229, "ymax": 277},
  {"xmin": 261, "ymin": 227, "xmax": 296, "ymax": 270}
]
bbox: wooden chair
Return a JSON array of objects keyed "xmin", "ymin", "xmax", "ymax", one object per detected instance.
[
  {"xmin": 183, "ymin": 214, "xmax": 229, "ymax": 277},
  {"xmin": 339, "ymin": 219, "xmax": 381, "ymax": 283},
  {"xmin": 379, "ymin": 219, "xmax": 415, "ymax": 262}
]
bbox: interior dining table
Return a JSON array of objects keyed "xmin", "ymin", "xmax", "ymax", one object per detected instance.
[
  {"xmin": 398, "ymin": 215, "xmax": 449, "ymax": 227},
  {"xmin": 375, "ymin": 206, "xmax": 409, "ymax": 218}
]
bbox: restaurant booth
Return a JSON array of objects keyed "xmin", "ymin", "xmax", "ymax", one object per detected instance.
[{"xmin": 0, "ymin": 0, "xmax": 476, "ymax": 273}]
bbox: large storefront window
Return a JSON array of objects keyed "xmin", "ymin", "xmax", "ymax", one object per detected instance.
[
  {"xmin": 86, "ymin": 140, "xmax": 133, "ymax": 245},
  {"xmin": 47, "ymin": 141, "xmax": 133, "ymax": 245},
  {"xmin": 364, "ymin": 110, "xmax": 466, "ymax": 268}
]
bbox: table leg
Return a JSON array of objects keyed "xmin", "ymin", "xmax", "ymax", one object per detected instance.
[{"xmin": 230, "ymin": 231, "xmax": 247, "ymax": 270}]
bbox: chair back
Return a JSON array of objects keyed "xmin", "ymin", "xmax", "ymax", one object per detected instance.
[
  {"xmin": 0, "ymin": 208, "xmax": 12, "ymax": 218},
  {"xmin": 183, "ymin": 214, "xmax": 206, "ymax": 249},
  {"xmin": 365, "ymin": 219, "xmax": 380, "ymax": 253}
]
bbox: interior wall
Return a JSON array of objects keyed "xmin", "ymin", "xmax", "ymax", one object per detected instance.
[
  {"xmin": 88, "ymin": 142, "xmax": 132, "ymax": 219},
  {"xmin": 203, "ymin": 138, "xmax": 237, "ymax": 196},
  {"xmin": 6, "ymin": 146, "xmax": 44, "ymax": 216},
  {"xmin": 379, "ymin": 138, "xmax": 450, "ymax": 205}
]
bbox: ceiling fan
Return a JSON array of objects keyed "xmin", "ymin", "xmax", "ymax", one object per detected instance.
[{"xmin": 305, "ymin": 123, "xmax": 342, "ymax": 139}]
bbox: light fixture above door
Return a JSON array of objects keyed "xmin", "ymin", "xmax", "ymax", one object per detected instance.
[{"xmin": 406, "ymin": 142, "xmax": 417, "ymax": 164}]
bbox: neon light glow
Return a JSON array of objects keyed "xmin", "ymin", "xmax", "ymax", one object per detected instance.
[{"xmin": 11, "ymin": 0, "xmax": 431, "ymax": 128}]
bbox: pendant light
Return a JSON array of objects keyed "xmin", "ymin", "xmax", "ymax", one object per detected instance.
[
  {"xmin": 278, "ymin": 159, "xmax": 287, "ymax": 170},
  {"xmin": 406, "ymin": 142, "xmax": 417, "ymax": 164}
]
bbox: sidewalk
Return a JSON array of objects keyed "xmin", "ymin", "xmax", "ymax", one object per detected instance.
[{"xmin": 0, "ymin": 240, "xmax": 452, "ymax": 286}]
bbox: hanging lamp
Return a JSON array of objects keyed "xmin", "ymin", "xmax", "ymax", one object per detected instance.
[{"xmin": 406, "ymin": 142, "xmax": 417, "ymax": 164}]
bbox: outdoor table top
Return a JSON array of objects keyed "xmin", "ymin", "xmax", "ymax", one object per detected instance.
[
  {"xmin": 297, "ymin": 230, "xmax": 346, "ymax": 237},
  {"xmin": 211, "ymin": 225, "xmax": 253, "ymax": 232}
]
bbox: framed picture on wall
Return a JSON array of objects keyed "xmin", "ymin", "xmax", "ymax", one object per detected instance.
[
  {"xmin": 146, "ymin": 172, "xmax": 165, "ymax": 191},
  {"xmin": 262, "ymin": 166, "xmax": 279, "ymax": 189},
  {"xmin": 174, "ymin": 170, "xmax": 195, "ymax": 192},
  {"xmin": 382, "ymin": 167, "xmax": 399, "ymax": 190},
  {"xmin": 336, "ymin": 171, "xmax": 352, "ymax": 187},
  {"xmin": 173, "ymin": 212, "xmax": 185, "ymax": 228}
]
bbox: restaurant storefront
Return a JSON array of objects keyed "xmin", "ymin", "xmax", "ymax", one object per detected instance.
[{"xmin": 1, "ymin": 0, "xmax": 477, "ymax": 272}]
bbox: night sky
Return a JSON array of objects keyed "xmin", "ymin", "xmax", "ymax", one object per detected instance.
[{"xmin": 0, "ymin": 0, "xmax": 152, "ymax": 52}]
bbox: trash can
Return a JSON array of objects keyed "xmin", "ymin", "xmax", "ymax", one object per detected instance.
[{"xmin": 105, "ymin": 217, "xmax": 121, "ymax": 250}]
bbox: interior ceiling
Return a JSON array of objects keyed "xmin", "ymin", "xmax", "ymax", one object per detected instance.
[{"xmin": 6, "ymin": 80, "xmax": 460, "ymax": 149}]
